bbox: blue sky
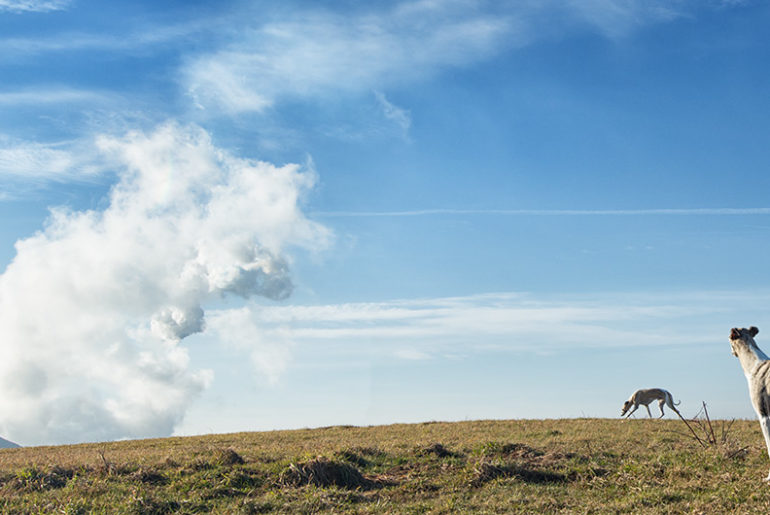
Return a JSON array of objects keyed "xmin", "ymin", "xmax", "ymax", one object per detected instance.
[{"xmin": 1, "ymin": 0, "xmax": 770, "ymax": 445}]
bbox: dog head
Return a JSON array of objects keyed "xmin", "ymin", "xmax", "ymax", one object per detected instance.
[
  {"xmin": 620, "ymin": 399, "xmax": 633, "ymax": 416},
  {"xmin": 729, "ymin": 326, "xmax": 759, "ymax": 357}
]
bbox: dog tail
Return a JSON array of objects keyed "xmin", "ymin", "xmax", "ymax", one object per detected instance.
[{"xmin": 666, "ymin": 391, "xmax": 681, "ymax": 406}]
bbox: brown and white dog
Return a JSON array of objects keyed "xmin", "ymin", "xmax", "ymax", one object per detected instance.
[
  {"xmin": 729, "ymin": 326, "xmax": 770, "ymax": 480},
  {"xmin": 620, "ymin": 388, "xmax": 681, "ymax": 418}
]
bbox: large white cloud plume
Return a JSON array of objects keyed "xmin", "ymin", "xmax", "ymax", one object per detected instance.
[{"xmin": 0, "ymin": 122, "xmax": 329, "ymax": 445}]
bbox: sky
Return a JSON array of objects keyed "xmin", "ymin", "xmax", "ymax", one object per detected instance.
[{"xmin": 1, "ymin": 0, "xmax": 770, "ymax": 446}]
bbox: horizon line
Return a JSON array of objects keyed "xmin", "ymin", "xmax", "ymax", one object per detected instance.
[{"xmin": 312, "ymin": 207, "xmax": 770, "ymax": 218}]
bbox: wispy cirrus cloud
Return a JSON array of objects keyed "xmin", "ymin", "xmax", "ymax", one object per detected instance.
[
  {"xmin": 374, "ymin": 91, "xmax": 411, "ymax": 137},
  {"xmin": 0, "ymin": 88, "xmax": 115, "ymax": 106},
  {"xmin": 182, "ymin": 0, "xmax": 742, "ymax": 115},
  {"xmin": 0, "ymin": 0, "xmax": 70, "ymax": 13},
  {"xmin": 211, "ymin": 290, "xmax": 766, "ymax": 364},
  {"xmin": 563, "ymin": 0, "xmax": 684, "ymax": 39},
  {"xmin": 0, "ymin": 137, "xmax": 101, "ymax": 182},
  {"xmin": 184, "ymin": 2, "xmax": 514, "ymax": 114},
  {"xmin": 0, "ymin": 20, "xmax": 211, "ymax": 58}
]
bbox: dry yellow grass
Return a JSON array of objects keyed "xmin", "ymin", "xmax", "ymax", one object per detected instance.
[{"xmin": 1, "ymin": 418, "xmax": 770, "ymax": 513}]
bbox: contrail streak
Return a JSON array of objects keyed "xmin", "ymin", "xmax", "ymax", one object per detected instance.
[{"xmin": 313, "ymin": 208, "xmax": 770, "ymax": 218}]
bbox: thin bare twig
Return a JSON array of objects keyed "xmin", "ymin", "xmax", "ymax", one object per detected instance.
[
  {"xmin": 98, "ymin": 449, "xmax": 114, "ymax": 475},
  {"xmin": 721, "ymin": 419, "xmax": 737, "ymax": 444},
  {"xmin": 675, "ymin": 410, "xmax": 707, "ymax": 448},
  {"xmin": 675, "ymin": 401, "xmax": 738, "ymax": 451},
  {"xmin": 703, "ymin": 402, "xmax": 717, "ymax": 444}
]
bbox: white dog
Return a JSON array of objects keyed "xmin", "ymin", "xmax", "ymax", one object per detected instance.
[
  {"xmin": 729, "ymin": 326, "xmax": 770, "ymax": 480},
  {"xmin": 621, "ymin": 388, "xmax": 681, "ymax": 418}
]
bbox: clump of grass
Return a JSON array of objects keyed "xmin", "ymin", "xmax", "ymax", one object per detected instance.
[
  {"xmin": 130, "ymin": 467, "xmax": 168, "ymax": 485},
  {"xmin": 162, "ymin": 456, "xmax": 179, "ymax": 468},
  {"xmin": 279, "ymin": 456, "xmax": 371, "ymax": 489},
  {"xmin": 7, "ymin": 465, "xmax": 73, "ymax": 492},
  {"xmin": 185, "ymin": 457, "xmax": 214, "ymax": 472},
  {"xmin": 334, "ymin": 446, "xmax": 386, "ymax": 468},
  {"xmin": 335, "ymin": 450, "xmax": 369, "ymax": 467},
  {"xmin": 128, "ymin": 494, "xmax": 180, "ymax": 515},
  {"xmin": 475, "ymin": 441, "xmax": 544, "ymax": 459},
  {"xmin": 240, "ymin": 499, "xmax": 276, "ymax": 514},
  {"xmin": 416, "ymin": 442, "xmax": 459, "ymax": 458},
  {"xmin": 183, "ymin": 447, "xmax": 245, "ymax": 472},
  {"xmin": 214, "ymin": 448, "xmax": 245, "ymax": 466},
  {"xmin": 222, "ymin": 468, "xmax": 263, "ymax": 490}
]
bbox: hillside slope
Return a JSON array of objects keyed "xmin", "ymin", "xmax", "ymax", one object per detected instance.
[
  {"xmin": 0, "ymin": 437, "xmax": 18, "ymax": 449},
  {"xmin": 0, "ymin": 418, "xmax": 768, "ymax": 513}
]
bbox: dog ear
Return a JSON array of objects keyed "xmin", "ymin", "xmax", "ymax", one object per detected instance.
[
  {"xmin": 731, "ymin": 328, "xmax": 741, "ymax": 340},
  {"xmin": 750, "ymin": 326, "xmax": 759, "ymax": 337}
]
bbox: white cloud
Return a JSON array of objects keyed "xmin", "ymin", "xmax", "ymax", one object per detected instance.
[
  {"xmin": 184, "ymin": 3, "xmax": 513, "ymax": 114},
  {"xmin": 374, "ymin": 91, "xmax": 412, "ymax": 136},
  {"xmin": 0, "ymin": 19, "xmax": 211, "ymax": 59},
  {"xmin": 223, "ymin": 291, "xmax": 769, "ymax": 361},
  {"xmin": 0, "ymin": 0, "xmax": 69, "ymax": 13},
  {"xmin": 564, "ymin": 0, "xmax": 685, "ymax": 39},
  {"xmin": 0, "ymin": 88, "xmax": 113, "ymax": 105},
  {"xmin": 182, "ymin": 0, "xmax": 736, "ymax": 115},
  {"xmin": 207, "ymin": 307, "xmax": 295, "ymax": 385},
  {"xmin": 0, "ymin": 122, "xmax": 330, "ymax": 445},
  {"xmin": 0, "ymin": 137, "xmax": 100, "ymax": 181},
  {"xmin": 394, "ymin": 348, "xmax": 432, "ymax": 360}
]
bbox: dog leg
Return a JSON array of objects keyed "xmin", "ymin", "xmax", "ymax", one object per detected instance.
[
  {"xmin": 666, "ymin": 396, "xmax": 681, "ymax": 417},
  {"xmin": 658, "ymin": 399, "xmax": 665, "ymax": 418},
  {"xmin": 760, "ymin": 417, "xmax": 770, "ymax": 481},
  {"xmin": 645, "ymin": 404, "xmax": 652, "ymax": 418},
  {"xmin": 625, "ymin": 405, "xmax": 639, "ymax": 418}
]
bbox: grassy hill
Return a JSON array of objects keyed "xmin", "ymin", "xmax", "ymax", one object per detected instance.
[{"xmin": 1, "ymin": 417, "xmax": 769, "ymax": 513}]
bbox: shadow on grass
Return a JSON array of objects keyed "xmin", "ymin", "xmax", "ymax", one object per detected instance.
[{"xmin": 471, "ymin": 460, "xmax": 567, "ymax": 487}]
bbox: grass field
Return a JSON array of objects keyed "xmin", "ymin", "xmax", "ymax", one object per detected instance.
[{"xmin": 2, "ymin": 417, "xmax": 770, "ymax": 513}]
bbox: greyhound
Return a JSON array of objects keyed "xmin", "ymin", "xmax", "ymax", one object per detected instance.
[
  {"xmin": 621, "ymin": 388, "xmax": 681, "ymax": 418},
  {"xmin": 729, "ymin": 326, "xmax": 770, "ymax": 481}
]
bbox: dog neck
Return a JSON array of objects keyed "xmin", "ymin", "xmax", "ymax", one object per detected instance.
[{"xmin": 735, "ymin": 339, "xmax": 770, "ymax": 377}]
